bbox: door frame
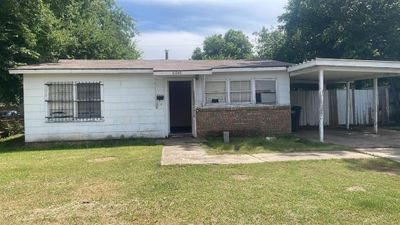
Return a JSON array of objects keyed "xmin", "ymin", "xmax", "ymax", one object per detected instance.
[{"xmin": 165, "ymin": 78, "xmax": 196, "ymax": 137}]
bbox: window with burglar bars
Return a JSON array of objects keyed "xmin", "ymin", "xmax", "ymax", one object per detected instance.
[{"xmin": 46, "ymin": 82, "xmax": 103, "ymax": 122}]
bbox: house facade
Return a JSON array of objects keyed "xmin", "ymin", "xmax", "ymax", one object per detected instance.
[{"xmin": 10, "ymin": 60, "xmax": 292, "ymax": 142}]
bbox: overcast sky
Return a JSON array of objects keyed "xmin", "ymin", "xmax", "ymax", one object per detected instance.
[{"xmin": 117, "ymin": 0, "xmax": 288, "ymax": 59}]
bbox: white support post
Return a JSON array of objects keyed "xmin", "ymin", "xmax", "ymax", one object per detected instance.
[
  {"xmin": 202, "ymin": 75, "xmax": 206, "ymax": 106},
  {"xmin": 319, "ymin": 69, "xmax": 325, "ymax": 143},
  {"xmin": 346, "ymin": 81, "xmax": 351, "ymax": 130},
  {"xmin": 373, "ymin": 78, "xmax": 379, "ymax": 134}
]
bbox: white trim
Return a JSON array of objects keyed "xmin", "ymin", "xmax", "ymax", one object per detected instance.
[
  {"xmin": 251, "ymin": 79, "xmax": 256, "ymax": 104},
  {"xmin": 229, "ymin": 80, "xmax": 252, "ymax": 104},
  {"xmin": 154, "ymin": 70, "xmax": 212, "ymax": 76},
  {"xmin": 192, "ymin": 78, "xmax": 197, "ymax": 137},
  {"xmin": 10, "ymin": 69, "xmax": 154, "ymax": 74},
  {"xmin": 204, "ymin": 80, "xmax": 228, "ymax": 105},
  {"xmin": 319, "ymin": 69, "xmax": 325, "ymax": 143},
  {"xmin": 212, "ymin": 67, "xmax": 288, "ymax": 73},
  {"xmin": 166, "ymin": 79, "xmax": 195, "ymax": 137},
  {"xmin": 289, "ymin": 58, "xmax": 400, "ymax": 77},
  {"xmin": 254, "ymin": 78, "xmax": 278, "ymax": 105}
]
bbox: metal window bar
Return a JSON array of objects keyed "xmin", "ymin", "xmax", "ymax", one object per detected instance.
[
  {"xmin": 76, "ymin": 82, "xmax": 103, "ymax": 121},
  {"xmin": 45, "ymin": 82, "xmax": 103, "ymax": 122},
  {"xmin": 45, "ymin": 82, "xmax": 74, "ymax": 122}
]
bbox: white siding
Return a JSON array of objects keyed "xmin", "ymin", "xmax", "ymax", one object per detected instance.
[
  {"xmin": 24, "ymin": 73, "xmax": 168, "ymax": 142},
  {"xmin": 23, "ymin": 70, "xmax": 291, "ymax": 142}
]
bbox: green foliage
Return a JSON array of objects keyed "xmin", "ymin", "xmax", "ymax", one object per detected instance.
[
  {"xmin": 254, "ymin": 27, "xmax": 285, "ymax": 60},
  {"xmin": 0, "ymin": 120, "xmax": 23, "ymax": 137},
  {"xmin": 255, "ymin": 0, "xmax": 400, "ymax": 121},
  {"xmin": 1, "ymin": 135, "xmax": 400, "ymax": 224},
  {"xmin": 0, "ymin": 0, "xmax": 140, "ymax": 104},
  {"xmin": 275, "ymin": 0, "xmax": 400, "ymax": 63},
  {"xmin": 192, "ymin": 29, "xmax": 253, "ymax": 60},
  {"xmin": 191, "ymin": 47, "xmax": 204, "ymax": 60},
  {"xmin": 204, "ymin": 134, "xmax": 350, "ymax": 155}
]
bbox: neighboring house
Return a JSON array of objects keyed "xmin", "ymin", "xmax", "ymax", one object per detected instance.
[{"xmin": 10, "ymin": 60, "xmax": 292, "ymax": 142}]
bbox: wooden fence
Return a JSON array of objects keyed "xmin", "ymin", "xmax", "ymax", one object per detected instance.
[{"xmin": 291, "ymin": 87, "xmax": 390, "ymax": 127}]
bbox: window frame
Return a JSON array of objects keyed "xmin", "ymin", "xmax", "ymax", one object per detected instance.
[
  {"xmin": 229, "ymin": 80, "xmax": 252, "ymax": 104},
  {"xmin": 255, "ymin": 79, "xmax": 278, "ymax": 105},
  {"xmin": 204, "ymin": 80, "xmax": 228, "ymax": 105},
  {"xmin": 204, "ymin": 78, "xmax": 279, "ymax": 106},
  {"xmin": 45, "ymin": 81, "xmax": 104, "ymax": 122}
]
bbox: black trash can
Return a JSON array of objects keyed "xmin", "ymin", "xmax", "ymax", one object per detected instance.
[{"xmin": 291, "ymin": 106, "xmax": 302, "ymax": 132}]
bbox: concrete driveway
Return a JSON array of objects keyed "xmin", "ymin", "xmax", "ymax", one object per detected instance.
[
  {"xmin": 297, "ymin": 128, "xmax": 400, "ymax": 148},
  {"xmin": 297, "ymin": 128, "xmax": 400, "ymax": 162},
  {"xmin": 161, "ymin": 137, "xmax": 372, "ymax": 166}
]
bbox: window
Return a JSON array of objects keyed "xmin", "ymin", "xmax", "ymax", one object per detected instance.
[
  {"xmin": 46, "ymin": 82, "xmax": 74, "ymax": 121},
  {"xmin": 230, "ymin": 81, "xmax": 251, "ymax": 103},
  {"xmin": 205, "ymin": 81, "xmax": 226, "ymax": 104},
  {"xmin": 256, "ymin": 80, "xmax": 276, "ymax": 104},
  {"xmin": 77, "ymin": 83, "xmax": 102, "ymax": 119},
  {"xmin": 46, "ymin": 82, "xmax": 102, "ymax": 122}
]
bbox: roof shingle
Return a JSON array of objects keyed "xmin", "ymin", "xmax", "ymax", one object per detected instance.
[{"xmin": 14, "ymin": 59, "xmax": 292, "ymax": 71}]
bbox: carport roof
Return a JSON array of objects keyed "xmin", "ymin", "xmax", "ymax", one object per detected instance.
[{"xmin": 289, "ymin": 58, "xmax": 400, "ymax": 83}]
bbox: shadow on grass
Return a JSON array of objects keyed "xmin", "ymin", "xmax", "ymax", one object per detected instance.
[
  {"xmin": 344, "ymin": 158, "xmax": 400, "ymax": 176},
  {"xmin": 204, "ymin": 134, "xmax": 351, "ymax": 154},
  {"xmin": 0, "ymin": 134, "xmax": 160, "ymax": 154}
]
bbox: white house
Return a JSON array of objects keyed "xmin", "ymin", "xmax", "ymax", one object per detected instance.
[{"xmin": 10, "ymin": 60, "xmax": 292, "ymax": 142}]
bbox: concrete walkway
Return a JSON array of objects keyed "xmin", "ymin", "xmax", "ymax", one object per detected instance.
[
  {"xmin": 356, "ymin": 148, "xmax": 400, "ymax": 163},
  {"xmin": 161, "ymin": 140, "xmax": 373, "ymax": 166}
]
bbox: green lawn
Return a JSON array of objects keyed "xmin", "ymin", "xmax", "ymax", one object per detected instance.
[
  {"xmin": 1, "ymin": 135, "xmax": 400, "ymax": 224},
  {"xmin": 204, "ymin": 134, "xmax": 351, "ymax": 154}
]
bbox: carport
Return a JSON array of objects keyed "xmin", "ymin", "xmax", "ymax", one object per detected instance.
[{"xmin": 289, "ymin": 58, "xmax": 400, "ymax": 142}]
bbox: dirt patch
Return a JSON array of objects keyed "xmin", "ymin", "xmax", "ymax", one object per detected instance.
[
  {"xmin": 87, "ymin": 156, "xmax": 116, "ymax": 163},
  {"xmin": 75, "ymin": 181, "xmax": 121, "ymax": 200},
  {"xmin": 382, "ymin": 171, "xmax": 399, "ymax": 176},
  {"xmin": 232, "ymin": 174, "xmax": 252, "ymax": 181},
  {"xmin": 346, "ymin": 185, "xmax": 366, "ymax": 192}
]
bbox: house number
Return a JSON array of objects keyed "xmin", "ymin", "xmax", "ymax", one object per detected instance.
[{"xmin": 172, "ymin": 71, "xmax": 182, "ymax": 75}]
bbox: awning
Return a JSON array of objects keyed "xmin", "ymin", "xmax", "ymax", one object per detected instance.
[
  {"xmin": 289, "ymin": 58, "xmax": 400, "ymax": 83},
  {"xmin": 288, "ymin": 58, "xmax": 400, "ymax": 143}
]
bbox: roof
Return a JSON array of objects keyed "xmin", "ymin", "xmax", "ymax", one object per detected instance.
[
  {"xmin": 11, "ymin": 59, "xmax": 292, "ymax": 72},
  {"xmin": 289, "ymin": 58, "xmax": 400, "ymax": 83}
]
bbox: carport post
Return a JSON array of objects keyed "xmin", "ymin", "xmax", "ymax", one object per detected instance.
[
  {"xmin": 346, "ymin": 81, "xmax": 351, "ymax": 130},
  {"xmin": 373, "ymin": 78, "xmax": 379, "ymax": 134},
  {"xmin": 319, "ymin": 69, "xmax": 325, "ymax": 142}
]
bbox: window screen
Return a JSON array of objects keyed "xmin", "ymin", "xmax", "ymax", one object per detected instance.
[
  {"xmin": 256, "ymin": 80, "xmax": 276, "ymax": 104},
  {"xmin": 205, "ymin": 81, "xmax": 226, "ymax": 104},
  {"xmin": 46, "ymin": 82, "xmax": 74, "ymax": 121},
  {"xmin": 77, "ymin": 83, "xmax": 102, "ymax": 119},
  {"xmin": 230, "ymin": 81, "xmax": 251, "ymax": 103}
]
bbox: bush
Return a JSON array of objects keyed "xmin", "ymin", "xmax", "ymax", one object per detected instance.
[{"xmin": 0, "ymin": 119, "xmax": 23, "ymax": 137}]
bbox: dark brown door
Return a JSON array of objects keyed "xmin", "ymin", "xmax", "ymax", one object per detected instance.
[{"xmin": 169, "ymin": 81, "xmax": 192, "ymax": 133}]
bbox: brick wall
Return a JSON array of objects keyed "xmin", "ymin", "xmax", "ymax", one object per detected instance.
[{"xmin": 196, "ymin": 106, "xmax": 291, "ymax": 137}]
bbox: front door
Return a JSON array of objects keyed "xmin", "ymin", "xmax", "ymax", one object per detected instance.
[{"xmin": 169, "ymin": 81, "xmax": 192, "ymax": 134}]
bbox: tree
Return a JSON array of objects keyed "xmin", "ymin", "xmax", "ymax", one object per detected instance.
[
  {"xmin": 270, "ymin": 0, "xmax": 400, "ymax": 122},
  {"xmin": 191, "ymin": 47, "xmax": 204, "ymax": 60},
  {"xmin": 254, "ymin": 27, "xmax": 285, "ymax": 60},
  {"xmin": 192, "ymin": 29, "xmax": 253, "ymax": 60},
  {"xmin": 0, "ymin": 0, "xmax": 140, "ymax": 104},
  {"xmin": 0, "ymin": 0, "xmax": 58, "ymax": 104},
  {"xmin": 277, "ymin": 0, "xmax": 400, "ymax": 63}
]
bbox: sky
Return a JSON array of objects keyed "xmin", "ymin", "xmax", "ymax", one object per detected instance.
[{"xmin": 117, "ymin": 0, "xmax": 289, "ymax": 59}]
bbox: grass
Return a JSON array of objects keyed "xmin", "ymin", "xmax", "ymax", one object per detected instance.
[
  {"xmin": 204, "ymin": 134, "xmax": 351, "ymax": 155},
  {"xmin": 1, "ymin": 135, "xmax": 400, "ymax": 224}
]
